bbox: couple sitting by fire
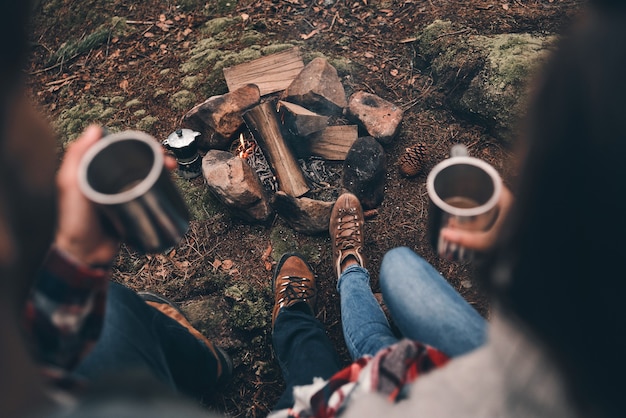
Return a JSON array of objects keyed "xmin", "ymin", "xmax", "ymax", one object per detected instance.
[{"xmin": 5, "ymin": 1, "xmax": 626, "ymax": 416}]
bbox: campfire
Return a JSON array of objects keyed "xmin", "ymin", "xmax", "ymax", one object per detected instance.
[{"xmin": 182, "ymin": 47, "xmax": 402, "ymax": 234}]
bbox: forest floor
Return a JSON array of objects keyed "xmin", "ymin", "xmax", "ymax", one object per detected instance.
[{"xmin": 27, "ymin": 1, "xmax": 583, "ymax": 416}]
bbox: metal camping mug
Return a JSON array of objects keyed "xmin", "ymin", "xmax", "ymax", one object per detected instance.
[
  {"xmin": 78, "ymin": 130, "xmax": 190, "ymax": 253},
  {"xmin": 426, "ymin": 144, "xmax": 502, "ymax": 262}
]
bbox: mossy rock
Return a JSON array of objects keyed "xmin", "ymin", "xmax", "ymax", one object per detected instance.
[{"xmin": 414, "ymin": 20, "xmax": 556, "ymax": 145}]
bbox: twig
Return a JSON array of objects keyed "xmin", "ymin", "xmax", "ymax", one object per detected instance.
[
  {"xmin": 45, "ymin": 74, "xmax": 80, "ymax": 86},
  {"xmin": 328, "ymin": 11, "xmax": 339, "ymax": 32},
  {"xmin": 434, "ymin": 28, "xmax": 471, "ymax": 40},
  {"xmin": 126, "ymin": 20, "xmax": 156, "ymax": 25},
  {"xmin": 28, "ymin": 62, "xmax": 63, "ymax": 75}
]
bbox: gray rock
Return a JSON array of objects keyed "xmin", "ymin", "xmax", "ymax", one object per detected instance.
[
  {"xmin": 341, "ymin": 136, "xmax": 386, "ymax": 210},
  {"xmin": 283, "ymin": 57, "xmax": 347, "ymax": 116},
  {"xmin": 202, "ymin": 150, "xmax": 273, "ymax": 222},
  {"xmin": 347, "ymin": 91, "xmax": 403, "ymax": 145},
  {"xmin": 272, "ymin": 191, "xmax": 334, "ymax": 235}
]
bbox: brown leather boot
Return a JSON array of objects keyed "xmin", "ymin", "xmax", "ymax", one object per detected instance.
[
  {"xmin": 138, "ymin": 291, "xmax": 232, "ymax": 386},
  {"xmin": 271, "ymin": 253, "xmax": 317, "ymax": 329},
  {"xmin": 329, "ymin": 192, "xmax": 366, "ymax": 279}
]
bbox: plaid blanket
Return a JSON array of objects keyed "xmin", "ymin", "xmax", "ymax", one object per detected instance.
[{"xmin": 283, "ymin": 339, "xmax": 449, "ymax": 418}]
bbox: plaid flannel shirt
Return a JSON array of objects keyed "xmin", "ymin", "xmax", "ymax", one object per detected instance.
[{"xmin": 23, "ymin": 246, "xmax": 109, "ymax": 389}]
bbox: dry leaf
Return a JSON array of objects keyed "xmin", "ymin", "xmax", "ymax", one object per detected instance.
[
  {"xmin": 241, "ymin": 13, "xmax": 249, "ymax": 21},
  {"xmin": 222, "ymin": 259, "xmax": 234, "ymax": 270},
  {"xmin": 390, "ymin": 69, "xmax": 399, "ymax": 76},
  {"xmin": 364, "ymin": 51, "xmax": 374, "ymax": 58},
  {"xmin": 502, "ymin": 3, "xmax": 510, "ymax": 10},
  {"xmin": 119, "ymin": 79, "xmax": 129, "ymax": 90},
  {"xmin": 144, "ymin": 32, "xmax": 155, "ymax": 37},
  {"xmin": 159, "ymin": 14, "xmax": 166, "ymax": 22},
  {"xmin": 212, "ymin": 259, "xmax": 222, "ymax": 270},
  {"xmin": 183, "ymin": 28, "xmax": 192, "ymax": 36}
]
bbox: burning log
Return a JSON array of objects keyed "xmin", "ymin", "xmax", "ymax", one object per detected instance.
[{"xmin": 243, "ymin": 101, "xmax": 310, "ymax": 197}]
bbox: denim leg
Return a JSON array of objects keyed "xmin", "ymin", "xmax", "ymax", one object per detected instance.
[
  {"xmin": 380, "ymin": 247, "xmax": 487, "ymax": 357},
  {"xmin": 74, "ymin": 282, "xmax": 221, "ymax": 401},
  {"xmin": 337, "ymin": 265, "xmax": 399, "ymax": 360},
  {"xmin": 272, "ymin": 306, "xmax": 342, "ymax": 410}
]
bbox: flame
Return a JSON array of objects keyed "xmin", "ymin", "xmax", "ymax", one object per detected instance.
[{"xmin": 236, "ymin": 134, "xmax": 255, "ymax": 159}]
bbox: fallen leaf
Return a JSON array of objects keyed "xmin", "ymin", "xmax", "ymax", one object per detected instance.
[
  {"xmin": 222, "ymin": 259, "xmax": 234, "ymax": 270},
  {"xmin": 502, "ymin": 3, "xmax": 509, "ymax": 10},
  {"xmin": 390, "ymin": 68, "xmax": 399, "ymax": 76},
  {"xmin": 144, "ymin": 32, "xmax": 155, "ymax": 37},
  {"xmin": 212, "ymin": 259, "xmax": 222, "ymax": 271},
  {"xmin": 159, "ymin": 14, "xmax": 166, "ymax": 22},
  {"xmin": 119, "ymin": 79, "xmax": 129, "ymax": 90},
  {"xmin": 183, "ymin": 28, "xmax": 192, "ymax": 36},
  {"xmin": 241, "ymin": 13, "xmax": 249, "ymax": 21},
  {"xmin": 364, "ymin": 51, "xmax": 374, "ymax": 58}
]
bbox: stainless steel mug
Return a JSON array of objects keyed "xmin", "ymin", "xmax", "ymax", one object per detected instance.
[
  {"xmin": 78, "ymin": 130, "xmax": 190, "ymax": 253},
  {"xmin": 426, "ymin": 145, "xmax": 502, "ymax": 261}
]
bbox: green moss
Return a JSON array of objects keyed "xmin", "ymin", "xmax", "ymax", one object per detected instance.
[
  {"xmin": 110, "ymin": 96, "xmax": 125, "ymax": 104},
  {"xmin": 201, "ymin": 17, "xmax": 241, "ymax": 36},
  {"xmin": 180, "ymin": 38, "xmax": 222, "ymax": 74},
  {"xmin": 125, "ymin": 99, "xmax": 142, "ymax": 108},
  {"xmin": 224, "ymin": 283, "xmax": 270, "ymax": 331},
  {"xmin": 54, "ymin": 97, "xmax": 120, "ymax": 144},
  {"xmin": 240, "ymin": 30, "xmax": 265, "ymax": 46},
  {"xmin": 136, "ymin": 115, "xmax": 159, "ymax": 131},
  {"xmin": 173, "ymin": 174, "xmax": 222, "ymax": 222},
  {"xmin": 481, "ymin": 33, "xmax": 555, "ymax": 88},
  {"xmin": 261, "ymin": 43, "xmax": 298, "ymax": 55},
  {"xmin": 169, "ymin": 90, "xmax": 197, "ymax": 112},
  {"xmin": 133, "ymin": 109, "xmax": 146, "ymax": 117},
  {"xmin": 181, "ymin": 75, "xmax": 200, "ymax": 90}
]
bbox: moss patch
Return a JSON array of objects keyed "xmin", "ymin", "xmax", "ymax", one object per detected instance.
[
  {"xmin": 169, "ymin": 90, "xmax": 197, "ymax": 112},
  {"xmin": 173, "ymin": 175, "xmax": 223, "ymax": 222},
  {"xmin": 224, "ymin": 282, "xmax": 270, "ymax": 331}
]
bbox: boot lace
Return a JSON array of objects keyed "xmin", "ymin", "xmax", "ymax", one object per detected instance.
[{"xmin": 276, "ymin": 276, "xmax": 316, "ymax": 308}]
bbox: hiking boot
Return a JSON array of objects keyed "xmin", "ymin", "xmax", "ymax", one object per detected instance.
[
  {"xmin": 138, "ymin": 291, "xmax": 233, "ymax": 386},
  {"xmin": 330, "ymin": 192, "xmax": 366, "ymax": 279},
  {"xmin": 271, "ymin": 253, "xmax": 317, "ymax": 329}
]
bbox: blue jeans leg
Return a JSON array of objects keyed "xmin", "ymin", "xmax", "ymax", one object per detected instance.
[
  {"xmin": 74, "ymin": 282, "xmax": 221, "ymax": 401},
  {"xmin": 337, "ymin": 265, "xmax": 399, "ymax": 360},
  {"xmin": 272, "ymin": 306, "xmax": 342, "ymax": 410},
  {"xmin": 380, "ymin": 247, "xmax": 487, "ymax": 357}
]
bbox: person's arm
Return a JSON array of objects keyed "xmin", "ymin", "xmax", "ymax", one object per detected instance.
[{"xmin": 23, "ymin": 125, "xmax": 119, "ymax": 379}]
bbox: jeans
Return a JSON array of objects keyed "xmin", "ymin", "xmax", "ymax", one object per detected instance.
[
  {"xmin": 74, "ymin": 282, "xmax": 221, "ymax": 401},
  {"xmin": 272, "ymin": 247, "xmax": 487, "ymax": 409}
]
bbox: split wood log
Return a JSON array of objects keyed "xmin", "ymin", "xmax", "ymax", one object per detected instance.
[
  {"xmin": 309, "ymin": 125, "xmax": 358, "ymax": 161},
  {"xmin": 243, "ymin": 101, "xmax": 310, "ymax": 197},
  {"xmin": 278, "ymin": 100, "xmax": 329, "ymax": 136},
  {"xmin": 223, "ymin": 47, "xmax": 305, "ymax": 96}
]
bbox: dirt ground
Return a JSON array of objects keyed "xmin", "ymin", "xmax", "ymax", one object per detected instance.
[{"xmin": 27, "ymin": 1, "xmax": 583, "ymax": 416}]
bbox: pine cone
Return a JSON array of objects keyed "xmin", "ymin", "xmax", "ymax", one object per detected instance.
[{"xmin": 398, "ymin": 143, "xmax": 429, "ymax": 177}]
